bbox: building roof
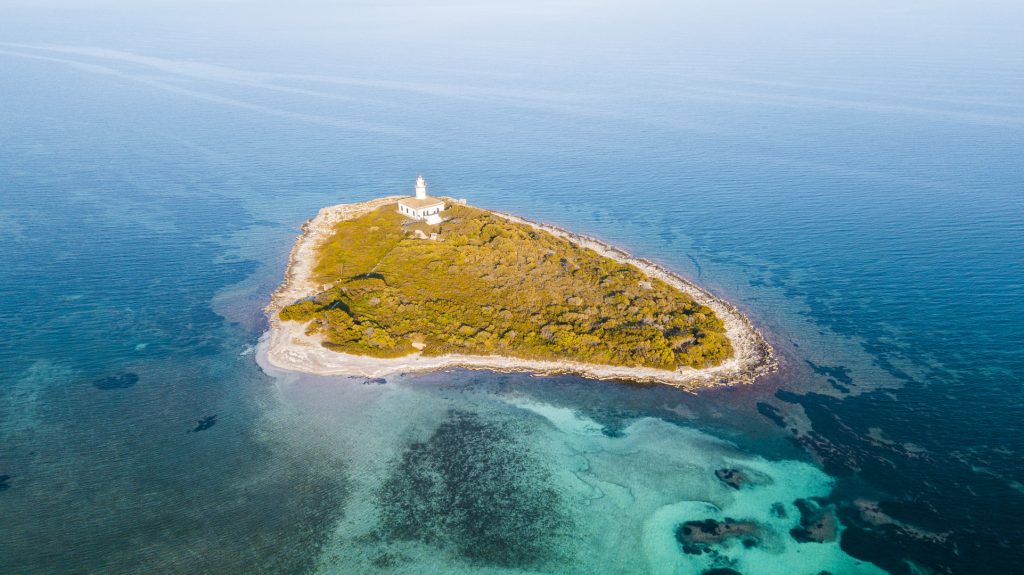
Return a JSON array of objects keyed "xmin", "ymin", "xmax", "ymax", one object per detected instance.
[{"xmin": 398, "ymin": 196, "xmax": 444, "ymax": 209}]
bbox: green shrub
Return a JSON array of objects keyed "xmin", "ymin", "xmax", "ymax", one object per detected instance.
[{"xmin": 279, "ymin": 300, "xmax": 318, "ymax": 322}]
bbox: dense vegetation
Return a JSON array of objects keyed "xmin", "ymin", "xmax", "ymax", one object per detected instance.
[{"xmin": 280, "ymin": 203, "xmax": 732, "ymax": 370}]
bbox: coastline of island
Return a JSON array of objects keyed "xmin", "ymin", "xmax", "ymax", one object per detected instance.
[{"xmin": 257, "ymin": 197, "xmax": 777, "ymax": 389}]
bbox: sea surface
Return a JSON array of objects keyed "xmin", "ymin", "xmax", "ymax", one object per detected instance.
[{"xmin": 1, "ymin": 1, "xmax": 1022, "ymax": 574}]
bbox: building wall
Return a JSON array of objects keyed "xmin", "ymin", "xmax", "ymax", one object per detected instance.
[{"xmin": 398, "ymin": 202, "xmax": 445, "ymax": 220}]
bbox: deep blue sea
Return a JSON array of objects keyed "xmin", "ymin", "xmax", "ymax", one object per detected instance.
[{"xmin": 1, "ymin": 2, "xmax": 1022, "ymax": 573}]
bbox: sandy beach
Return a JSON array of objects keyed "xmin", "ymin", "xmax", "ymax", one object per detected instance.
[{"xmin": 258, "ymin": 198, "xmax": 776, "ymax": 388}]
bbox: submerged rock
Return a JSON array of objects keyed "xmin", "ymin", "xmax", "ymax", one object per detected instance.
[
  {"xmin": 851, "ymin": 498, "xmax": 949, "ymax": 543},
  {"xmin": 0, "ymin": 474, "xmax": 10, "ymax": 491},
  {"xmin": 715, "ymin": 468, "xmax": 747, "ymax": 489},
  {"xmin": 188, "ymin": 415, "xmax": 218, "ymax": 433},
  {"xmin": 771, "ymin": 502, "xmax": 787, "ymax": 518},
  {"xmin": 676, "ymin": 518, "xmax": 761, "ymax": 555},
  {"xmin": 714, "ymin": 467, "xmax": 772, "ymax": 490},
  {"xmin": 680, "ymin": 518, "xmax": 759, "ymax": 543},
  {"xmin": 93, "ymin": 372, "xmax": 139, "ymax": 390},
  {"xmin": 601, "ymin": 425, "xmax": 625, "ymax": 438},
  {"xmin": 790, "ymin": 498, "xmax": 838, "ymax": 543}
]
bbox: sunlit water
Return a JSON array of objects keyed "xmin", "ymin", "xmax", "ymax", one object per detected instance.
[{"xmin": 1, "ymin": 2, "xmax": 1022, "ymax": 574}]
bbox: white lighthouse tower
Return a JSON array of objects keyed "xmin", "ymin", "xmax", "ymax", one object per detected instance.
[{"xmin": 414, "ymin": 175, "xmax": 427, "ymax": 200}]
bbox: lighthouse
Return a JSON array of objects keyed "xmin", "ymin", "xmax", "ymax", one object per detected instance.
[
  {"xmin": 398, "ymin": 175, "xmax": 445, "ymax": 224},
  {"xmin": 414, "ymin": 175, "xmax": 427, "ymax": 199}
]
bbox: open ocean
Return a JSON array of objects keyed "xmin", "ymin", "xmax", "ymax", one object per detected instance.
[{"xmin": 1, "ymin": 1, "xmax": 1021, "ymax": 573}]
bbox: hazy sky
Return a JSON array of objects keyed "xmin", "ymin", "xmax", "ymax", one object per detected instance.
[
  {"xmin": 3, "ymin": 0, "xmax": 1022, "ymax": 108},
  {"xmin": 6, "ymin": 1, "xmax": 1022, "ymax": 61}
]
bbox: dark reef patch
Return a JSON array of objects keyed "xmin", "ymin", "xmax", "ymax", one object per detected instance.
[
  {"xmin": 377, "ymin": 410, "xmax": 568, "ymax": 568},
  {"xmin": 676, "ymin": 518, "xmax": 760, "ymax": 555},
  {"xmin": 826, "ymin": 378, "xmax": 849, "ymax": 394},
  {"xmin": 756, "ymin": 402, "xmax": 786, "ymax": 428},
  {"xmin": 188, "ymin": 415, "xmax": 218, "ymax": 433},
  {"xmin": 776, "ymin": 386, "xmax": 1024, "ymax": 574},
  {"xmin": 805, "ymin": 360, "xmax": 854, "ymax": 387},
  {"xmin": 600, "ymin": 424, "xmax": 626, "ymax": 438},
  {"xmin": 716, "ymin": 468, "xmax": 745, "ymax": 489},
  {"xmin": 0, "ymin": 474, "xmax": 10, "ymax": 491},
  {"xmin": 92, "ymin": 372, "xmax": 139, "ymax": 390},
  {"xmin": 714, "ymin": 467, "xmax": 772, "ymax": 490},
  {"xmin": 790, "ymin": 498, "xmax": 838, "ymax": 543},
  {"xmin": 770, "ymin": 502, "xmax": 787, "ymax": 518}
]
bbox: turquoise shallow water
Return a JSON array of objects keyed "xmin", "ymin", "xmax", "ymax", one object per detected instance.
[{"xmin": 1, "ymin": 2, "xmax": 1022, "ymax": 573}]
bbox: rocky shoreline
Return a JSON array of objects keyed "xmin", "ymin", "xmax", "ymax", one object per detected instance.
[{"xmin": 258, "ymin": 198, "xmax": 776, "ymax": 389}]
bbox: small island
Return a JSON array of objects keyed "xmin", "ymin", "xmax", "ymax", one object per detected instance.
[{"xmin": 260, "ymin": 177, "xmax": 775, "ymax": 387}]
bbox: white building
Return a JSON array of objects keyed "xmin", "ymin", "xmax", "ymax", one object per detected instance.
[{"xmin": 397, "ymin": 175, "xmax": 445, "ymax": 224}]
